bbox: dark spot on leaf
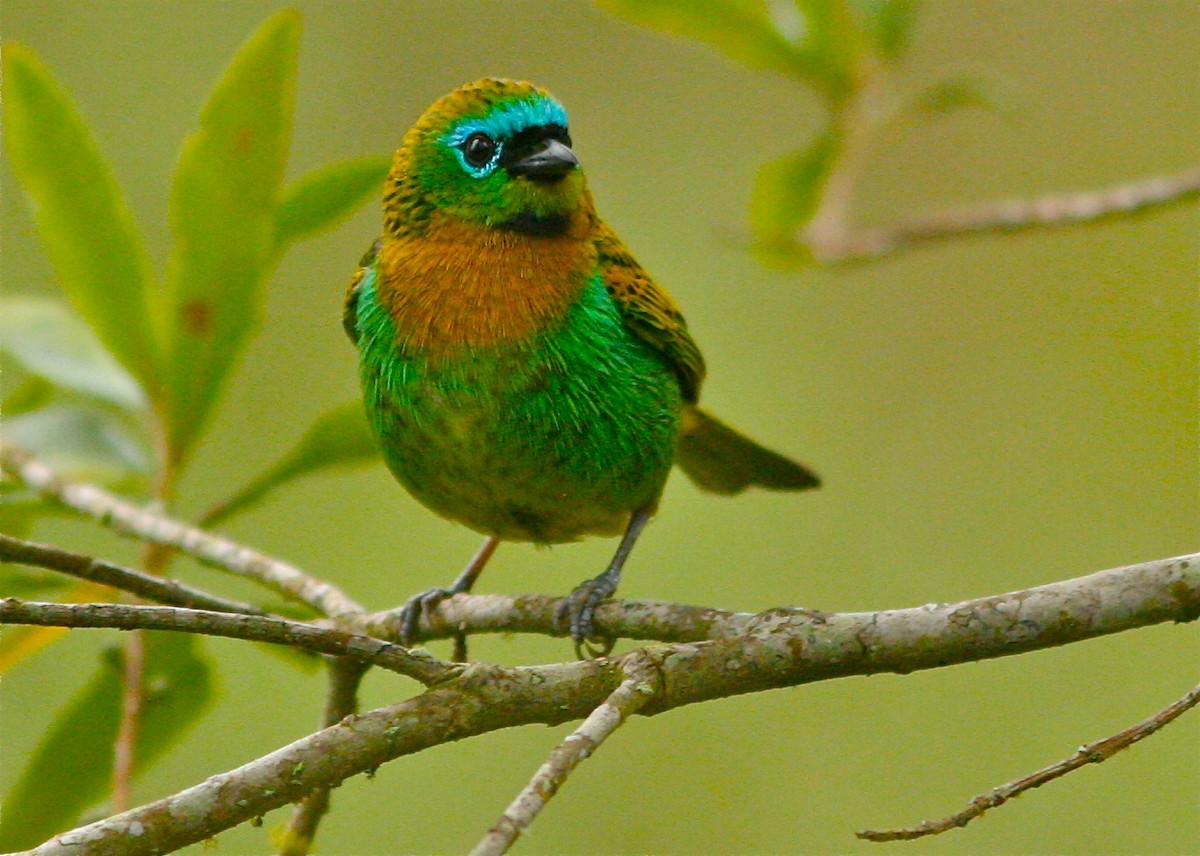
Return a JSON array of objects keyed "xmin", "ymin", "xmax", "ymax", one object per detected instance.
[
  {"xmin": 234, "ymin": 126, "xmax": 255, "ymax": 152},
  {"xmin": 181, "ymin": 300, "xmax": 213, "ymax": 335}
]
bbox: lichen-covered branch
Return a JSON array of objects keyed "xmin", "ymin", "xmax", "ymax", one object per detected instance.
[
  {"xmin": 857, "ymin": 681, "xmax": 1200, "ymax": 841},
  {"xmin": 20, "ymin": 551, "xmax": 1198, "ymax": 856},
  {"xmin": 350, "ymin": 552, "xmax": 1200, "ymax": 655},
  {"xmin": 0, "ymin": 443, "xmax": 364, "ymax": 617},
  {"xmin": 470, "ymin": 652, "xmax": 661, "ymax": 856},
  {"xmin": 0, "ymin": 599, "xmax": 454, "ymax": 684}
]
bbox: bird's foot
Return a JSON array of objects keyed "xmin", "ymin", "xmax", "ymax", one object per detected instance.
[
  {"xmin": 397, "ymin": 586, "xmax": 460, "ymax": 648},
  {"xmin": 556, "ymin": 574, "xmax": 619, "ymax": 659}
]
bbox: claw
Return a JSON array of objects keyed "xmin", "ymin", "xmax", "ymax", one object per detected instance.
[
  {"xmin": 556, "ymin": 575, "xmax": 618, "ymax": 657},
  {"xmin": 398, "ymin": 587, "xmax": 457, "ymax": 647},
  {"xmin": 396, "ymin": 536, "xmax": 500, "ymax": 660},
  {"xmin": 556, "ymin": 506, "xmax": 653, "ymax": 659}
]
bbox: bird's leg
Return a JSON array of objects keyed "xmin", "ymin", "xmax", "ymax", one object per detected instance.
[
  {"xmin": 557, "ymin": 505, "xmax": 652, "ymax": 658},
  {"xmin": 399, "ymin": 535, "xmax": 500, "ymax": 660}
]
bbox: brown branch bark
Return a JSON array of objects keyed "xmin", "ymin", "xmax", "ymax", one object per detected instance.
[
  {"xmin": 347, "ymin": 552, "xmax": 1200, "ymax": 650},
  {"xmin": 470, "ymin": 652, "xmax": 661, "ymax": 856},
  {"xmin": 16, "ymin": 549, "xmax": 1198, "ymax": 856},
  {"xmin": 0, "ymin": 533, "xmax": 265, "ymax": 615},
  {"xmin": 0, "ymin": 599, "xmax": 455, "ymax": 685},
  {"xmin": 111, "ymin": 626, "xmax": 144, "ymax": 814}
]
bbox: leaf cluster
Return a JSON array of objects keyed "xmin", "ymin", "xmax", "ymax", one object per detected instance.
[
  {"xmin": 601, "ymin": 0, "xmax": 1008, "ymax": 255},
  {"xmin": 1, "ymin": 12, "xmax": 389, "ymax": 843}
]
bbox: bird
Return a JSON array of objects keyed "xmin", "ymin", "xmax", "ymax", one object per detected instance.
[{"xmin": 344, "ymin": 78, "xmax": 819, "ymax": 657}]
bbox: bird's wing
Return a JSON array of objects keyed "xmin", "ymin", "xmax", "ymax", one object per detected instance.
[
  {"xmin": 594, "ymin": 220, "xmax": 706, "ymax": 403},
  {"xmin": 343, "ymin": 239, "xmax": 381, "ymax": 344}
]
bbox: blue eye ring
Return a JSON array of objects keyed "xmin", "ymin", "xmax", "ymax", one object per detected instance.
[
  {"xmin": 462, "ymin": 132, "xmax": 497, "ymax": 168},
  {"xmin": 451, "ymin": 130, "xmax": 502, "ymax": 178}
]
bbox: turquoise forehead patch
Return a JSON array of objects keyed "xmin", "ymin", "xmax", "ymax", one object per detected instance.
[{"xmin": 443, "ymin": 95, "xmax": 569, "ymax": 148}]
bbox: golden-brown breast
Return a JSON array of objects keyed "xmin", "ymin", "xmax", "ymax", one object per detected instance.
[{"xmin": 376, "ymin": 209, "xmax": 596, "ymax": 355}]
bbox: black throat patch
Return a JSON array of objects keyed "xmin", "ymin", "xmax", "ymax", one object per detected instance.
[{"xmin": 502, "ymin": 210, "xmax": 570, "ymax": 237}]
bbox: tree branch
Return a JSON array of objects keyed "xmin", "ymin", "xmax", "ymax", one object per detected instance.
[
  {"xmin": 19, "ymin": 550, "xmax": 1198, "ymax": 856},
  {"xmin": 470, "ymin": 652, "xmax": 660, "ymax": 856},
  {"xmin": 806, "ymin": 166, "xmax": 1200, "ymax": 262},
  {"xmin": 0, "ymin": 533, "xmax": 265, "ymax": 615},
  {"xmin": 858, "ymin": 681, "xmax": 1200, "ymax": 841},
  {"xmin": 348, "ymin": 552, "xmax": 1200, "ymax": 651},
  {"xmin": 0, "ymin": 443, "xmax": 364, "ymax": 617},
  {"xmin": 0, "ymin": 599, "xmax": 455, "ymax": 685}
]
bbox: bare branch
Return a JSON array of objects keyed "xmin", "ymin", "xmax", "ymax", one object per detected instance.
[
  {"xmin": 470, "ymin": 652, "xmax": 660, "ymax": 856},
  {"xmin": 343, "ymin": 591, "xmax": 728, "ymax": 644},
  {"xmin": 0, "ymin": 599, "xmax": 455, "ymax": 685},
  {"xmin": 858, "ymin": 681, "xmax": 1200, "ymax": 841},
  {"xmin": 349, "ymin": 552, "xmax": 1200, "ymax": 653},
  {"xmin": 21, "ymin": 550, "xmax": 1198, "ymax": 856},
  {"xmin": 807, "ymin": 166, "xmax": 1200, "ymax": 262},
  {"xmin": 0, "ymin": 443, "xmax": 364, "ymax": 617},
  {"xmin": 0, "ymin": 533, "xmax": 265, "ymax": 615}
]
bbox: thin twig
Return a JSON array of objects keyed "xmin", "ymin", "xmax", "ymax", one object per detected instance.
[
  {"xmin": 277, "ymin": 657, "xmax": 371, "ymax": 856},
  {"xmin": 807, "ymin": 166, "xmax": 1200, "ymax": 262},
  {"xmin": 18, "ymin": 545, "xmax": 1200, "ymax": 856},
  {"xmin": 858, "ymin": 681, "xmax": 1200, "ymax": 841},
  {"xmin": 0, "ymin": 599, "xmax": 455, "ymax": 685},
  {"xmin": 470, "ymin": 653, "xmax": 661, "ymax": 856},
  {"xmin": 111, "ymin": 627, "xmax": 144, "ymax": 814},
  {"xmin": 113, "ymin": 536, "xmax": 171, "ymax": 814},
  {"xmin": 0, "ymin": 533, "xmax": 265, "ymax": 615},
  {"xmin": 0, "ymin": 442, "xmax": 364, "ymax": 617}
]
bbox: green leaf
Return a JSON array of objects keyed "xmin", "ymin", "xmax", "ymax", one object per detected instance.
[
  {"xmin": 600, "ymin": 0, "xmax": 804, "ymax": 76},
  {"xmin": 4, "ymin": 404, "xmax": 151, "ymax": 488},
  {"xmin": 598, "ymin": 0, "xmax": 856, "ymax": 100},
  {"xmin": 0, "ymin": 564, "xmax": 72, "ymax": 598},
  {"xmin": 789, "ymin": 0, "xmax": 861, "ymax": 101},
  {"xmin": 275, "ymin": 155, "xmax": 390, "ymax": 249},
  {"xmin": 0, "ymin": 297, "xmax": 146, "ymax": 410},
  {"xmin": 160, "ymin": 9, "xmax": 301, "ymax": 463},
  {"xmin": 203, "ymin": 400, "xmax": 379, "ymax": 527},
  {"xmin": 1, "ymin": 44, "xmax": 160, "ymax": 394},
  {"xmin": 0, "ymin": 494, "xmax": 67, "ymax": 538},
  {"xmin": 750, "ymin": 131, "xmax": 838, "ymax": 244},
  {"xmin": 853, "ymin": 0, "xmax": 919, "ymax": 60},
  {"xmin": 0, "ymin": 633, "xmax": 213, "ymax": 850},
  {"xmin": 1, "ymin": 375, "xmax": 56, "ymax": 416}
]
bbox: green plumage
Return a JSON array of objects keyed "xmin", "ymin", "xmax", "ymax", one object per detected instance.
[{"xmin": 353, "ymin": 260, "xmax": 681, "ymax": 543}]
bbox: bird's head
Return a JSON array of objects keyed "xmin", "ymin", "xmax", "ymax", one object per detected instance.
[{"xmin": 385, "ymin": 79, "xmax": 588, "ymax": 237}]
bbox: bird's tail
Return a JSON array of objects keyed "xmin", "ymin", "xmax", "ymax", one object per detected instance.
[{"xmin": 675, "ymin": 406, "xmax": 820, "ymax": 496}]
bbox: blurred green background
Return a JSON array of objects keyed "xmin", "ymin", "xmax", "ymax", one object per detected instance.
[{"xmin": 2, "ymin": 1, "xmax": 1197, "ymax": 854}]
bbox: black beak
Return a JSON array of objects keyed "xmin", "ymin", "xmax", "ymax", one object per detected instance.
[{"xmin": 506, "ymin": 138, "xmax": 579, "ymax": 179}]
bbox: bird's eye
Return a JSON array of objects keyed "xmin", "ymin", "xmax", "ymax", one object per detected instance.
[{"xmin": 461, "ymin": 133, "xmax": 497, "ymax": 168}]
